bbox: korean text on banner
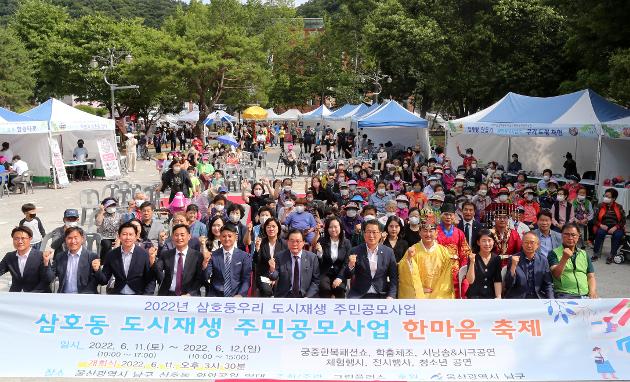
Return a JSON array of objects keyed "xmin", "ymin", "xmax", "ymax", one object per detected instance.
[
  {"xmin": 49, "ymin": 138, "xmax": 69, "ymax": 187},
  {"xmin": 0, "ymin": 294, "xmax": 629, "ymax": 381},
  {"xmin": 96, "ymin": 138, "xmax": 121, "ymax": 179}
]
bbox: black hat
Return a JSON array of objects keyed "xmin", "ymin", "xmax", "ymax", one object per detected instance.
[{"xmin": 440, "ymin": 203, "xmax": 457, "ymax": 213}]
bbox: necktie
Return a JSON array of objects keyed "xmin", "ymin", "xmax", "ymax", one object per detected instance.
[
  {"xmin": 292, "ymin": 255, "xmax": 300, "ymax": 297},
  {"xmin": 175, "ymin": 253, "xmax": 184, "ymax": 296},
  {"xmin": 224, "ymin": 252, "xmax": 232, "ymax": 297},
  {"xmin": 465, "ymin": 223, "xmax": 471, "ymax": 244}
]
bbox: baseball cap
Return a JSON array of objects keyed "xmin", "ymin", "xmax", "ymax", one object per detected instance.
[
  {"xmin": 64, "ymin": 209, "xmax": 80, "ymax": 219},
  {"xmin": 218, "ymin": 186, "xmax": 228, "ymax": 193}
]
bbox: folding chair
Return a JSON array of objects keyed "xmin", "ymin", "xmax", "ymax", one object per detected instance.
[
  {"xmin": 0, "ymin": 175, "xmax": 10, "ymax": 198},
  {"xmin": 101, "ymin": 184, "xmax": 120, "ymax": 200},
  {"xmin": 224, "ymin": 166, "xmax": 240, "ymax": 192},
  {"xmin": 17, "ymin": 170, "xmax": 34, "ymax": 194},
  {"xmin": 240, "ymin": 167, "xmax": 257, "ymax": 184},
  {"xmin": 114, "ymin": 188, "xmax": 133, "ymax": 206},
  {"xmin": 260, "ymin": 167, "xmax": 275, "ymax": 181}
]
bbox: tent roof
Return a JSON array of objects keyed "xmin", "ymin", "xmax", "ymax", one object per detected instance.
[
  {"xmin": 328, "ymin": 104, "xmax": 359, "ymax": 117},
  {"xmin": 265, "ymin": 108, "xmax": 282, "ymax": 121},
  {"xmin": 202, "ymin": 110, "xmax": 236, "ymax": 125},
  {"xmin": 22, "ymin": 98, "xmax": 114, "ymax": 131},
  {"xmin": 357, "ymin": 100, "xmax": 428, "ymax": 128},
  {"xmin": 0, "ymin": 107, "xmax": 33, "ymax": 122},
  {"xmin": 351, "ymin": 103, "xmax": 380, "ymax": 121},
  {"xmin": 277, "ymin": 109, "xmax": 302, "ymax": 120},
  {"xmin": 449, "ymin": 89, "xmax": 630, "ymax": 137},
  {"xmin": 301, "ymin": 104, "xmax": 331, "ymax": 120}
]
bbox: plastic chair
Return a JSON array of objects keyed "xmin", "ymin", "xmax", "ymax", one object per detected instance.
[
  {"xmin": 38, "ymin": 232, "xmax": 55, "ymax": 251},
  {"xmin": 85, "ymin": 232, "xmax": 102, "ymax": 255},
  {"xmin": 458, "ymin": 265, "xmax": 468, "ymax": 299},
  {"xmin": 224, "ymin": 166, "xmax": 240, "ymax": 192},
  {"xmin": 260, "ymin": 167, "xmax": 275, "ymax": 180},
  {"xmin": 143, "ymin": 186, "xmax": 160, "ymax": 206},
  {"xmin": 17, "ymin": 170, "xmax": 34, "ymax": 194},
  {"xmin": 115, "ymin": 180, "xmax": 131, "ymax": 191},
  {"xmin": 101, "ymin": 184, "xmax": 120, "ymax": 200},
  {"xmin": 240, "ymin": 167, "xmax": 256, "ymax": 184},
  {"xmin": 114, "ymin": 188, "xmax": 133, "ymax": 206},
  {"xmin": 79, "ymin": 189, "xmax": 101, "ymax": 225},
  {"xmin": 241, "ymin": 203, "xmax": 251, "ymax": 226},
  {"xmin": 130, "ymin": 184, "xmax": 143, "ymax": 197}
]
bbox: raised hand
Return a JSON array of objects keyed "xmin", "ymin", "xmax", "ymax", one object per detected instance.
[
  {"xmin": 268, "ymin": 257, "xmax": 276, "ymax": 273},
  {"xmin": 42, "ymin": 250, "xmax": 53, "ymax": 266},
  {"xmin": 148, "ymin": 247, "xmax": 157, "ymax": 267},
  {"xmin": 92, "ymin": 258, "xmax": 101, "ymax": 271},
  {"xmin": 348, "ymin": 254, "xmax": 357, "ymax": 268}
]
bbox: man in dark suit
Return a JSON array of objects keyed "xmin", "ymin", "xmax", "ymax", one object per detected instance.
[
  {"xmin": 0, "ymin": 226, "xmax": 53, "ymax": 292},
  {"xmin": 205, "ymin": 224, "xmax": 252, "ymax": 297},
  {"xmin": 341, "ymin": 220, "xmax": 398, "ymax": 299},
  {"xmin": 95, "ymin": 221, "xmax": 157, "ymax": 295},
  {"xmin": 155, "ymin": 224, "xmax": 207, "ymax": 296},
  {"xmin": 458, "ymin": 201, "xmax": 483, "ymax": 252},
  {"xmin": 504, "ymin": 232, "xmax": 555, "ymax": 299},
  {"xmin": 53, "ymin": 227, "xmax": 101, "ymax": 294},
  {"xmin": 269, "ymin": 229, "xmax": 319, "ymax": 298}
]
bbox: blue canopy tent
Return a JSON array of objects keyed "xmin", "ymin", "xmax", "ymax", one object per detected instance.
[
  {"xmin": 202, "ymin": 110, "xmax": 236, "ymax": 126},
  {"xmin": 445, "ymin": 89, "xmax": 630, "ymax": 187},
  {"xmin": 355, "ymin": 100, "xmax": 430, "ymax": 153},
  {"xmin": 324, "ymin": 104, "xmax": 361, "ymax": 130}
]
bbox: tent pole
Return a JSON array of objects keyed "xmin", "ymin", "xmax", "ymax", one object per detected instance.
[
  {"xmin": 595, "ymin": 133, "xmax": 602, "ymax": 187},
  {"xmin": 48, "ymin": 130, "xmax": 58, "ymax": 190},
  {"xmin": 507, "ymin": 137, "xmax": 511, "ymax": 169}
]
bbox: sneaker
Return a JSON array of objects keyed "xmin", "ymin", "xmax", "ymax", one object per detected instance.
[
  {"xmin": 591, "ymin": 254, "xmax": 600, "ymax": 261},
  {"xmin": 606, "ymin": 257, "xmax": 613, "ymax": 264}
]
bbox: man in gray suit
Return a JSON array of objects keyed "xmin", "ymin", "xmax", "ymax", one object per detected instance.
[
  {"xmin": 269, "ymin": 229, "xmax": 319, "ymax": 298},
  {"xmin": 531, "ymin": 210, "xmax": 562, "ymax": 256}
]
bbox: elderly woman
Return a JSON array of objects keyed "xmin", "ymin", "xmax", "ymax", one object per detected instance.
[
  {"xmin": 592, "ymin": 188, "xmax": 626, "ymax": 264},
  {"xmin": 95, "ymin": 197, "xmax": 124, "ymax": 259}
]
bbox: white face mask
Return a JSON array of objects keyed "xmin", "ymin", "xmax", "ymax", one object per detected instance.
[
  {"xmin": 135, "ymin": 199, "xmax": 144, "ymax": 208},
  {"xmin": 492, "ymin": 178, "xmax": 500, "ymax": 185},
  {"xmin": 284, "ymin": 186, "xmax": 292, "ymax": 192},
  {"xmin": 526, "ymin": 194, "xmax": 534, "ymax": 201},
  {"xmin": 346, "ymin": 210, "xmax": 357, "ymax": 218},
  {"xmin": 377, "ymin": 188, "xmax": 386, "ymax": 195},
  {"xmin": 479, "ymin": 189, "xmax": 488, "ymax": 196},
  {"xmin": 543, "ymin": 175, "xmax": 550, "ymax": 181},
  {"xmin": 445, "ymin": 170, "xmax": 451, "ymax": 174},
  {"xmin": 557, "ymin": 195, "xmax": 565, "ymax": 202},
  {"xmin": 471, "ymin": 164, "xmax": 477, "ymax": 169},
  {"xmin": 422, "ymin": 171, "xmax": 429, "ymax": 177},
  {"xmin": 409, "ymin": 216, "xmax": 420, "ymax": 225},
  {"xmin": 499, "ymin": 195, "xmax": 508, "ymax": 202},
  {"xmin": 254, "ymin": 189, "xmax": 263, "ymax": 196},
  {"xmin": 295, "ymin": 206, "xmax": 305, "ymax": 213},
  {"xmin": 577, "ymin": 195, "xmax": 586, "ymax": 201},
  {"xmin": 394, "ymin": 176, "xmax": 401, "ymax": 181},
  {"xmin": 285, "ymin": 201, "xmax": 294, "ymax": 208},
  {"xmin": 106, "ymin": 207, "xmax": 117, "ymax": 214},
  {"xmin": 65, "ymin": 221, "xmax": 79, "ymax": 228},
  {"xmin": 229, "ymin": 214, "xmax": 240, "ymax": 223},
  {"xmin": 397, "ymin": 203, "xmax": 406, "ymax": 209},
  {"xmin": 603, "ymin": 197, "xmax": 612, "ymax": 204},
  {"xmin": 215, "ymin": 205, "xmax": 224, "ymax": 212},
  {"xmin": 386, "ymin": 212, "xmax": 396, "ymax": 217},
  {"xmin": 340, "ymin": 189, "xmax": 349, "ymax": 196},
  {"xmin": 363, "ymin": 215, "xmax": 375, "ymax": 221}
]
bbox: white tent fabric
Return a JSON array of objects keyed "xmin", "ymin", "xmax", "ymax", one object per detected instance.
[
  {"xmin": 19, "ymin": 98, "xmax": 117, "ymax": 180},
  {"xmin": 178, "ymin": 110, "xmax": 199, "ymax": 123},
  {"xmin": 301, "ymin": 105, "xmax": 331, "ymax": 122},
  {"xmin": 277, "ymin": 109, "xmax": 302, "ymax": 121},
  {"xmin": 265, "ymin": 108, "xmax": 282, "ymax": 121},
  {"xmin": 325, "ymin": 104, "xmax": 362, "ymax": 131}
]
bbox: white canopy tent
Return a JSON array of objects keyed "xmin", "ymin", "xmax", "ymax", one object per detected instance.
[
  {"xmin": 21, "ymin": 98, "xmax": 116, "ymax": 182},
  {"xmin": 265, "ymin": 108, "xmax": 282, "ymax": 121},
  {"xmin": 276, "ymin": 109, "xmax": 302, "ymax": 121},
  {"xmin": 0, "ymin": 108, "xmax": 49, "ymax": 182}
]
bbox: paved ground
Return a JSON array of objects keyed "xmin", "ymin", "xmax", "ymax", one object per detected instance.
[{"xmin": 0, "ymin": 144, "xmax": 628, "ymax": 297}]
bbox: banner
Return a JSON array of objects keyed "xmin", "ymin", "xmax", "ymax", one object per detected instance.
[
  {"xmin": 96, "ymin": 138, "xmax": 121, "ymax": 179},
  {"xmin": 49, "ymin": 137, "xmax": 70, "ymax": 187},
  {"xmin": 446, "ymin": 122, "xmax": 600, "ymax": 138},
  {"xmin": 0, "ymin": 294, "xmax": 629, "ymax": 381}
]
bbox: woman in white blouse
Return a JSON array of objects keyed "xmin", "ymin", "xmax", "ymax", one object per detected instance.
[{"xmin": 313, "ymin": 216, "xmax": 352, "ymax": 298}]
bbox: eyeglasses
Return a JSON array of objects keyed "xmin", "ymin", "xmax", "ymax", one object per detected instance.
[
  {"xmin": 365, "ymin": 231, "xmax": 381, "ymax": 235},
  {"xmin": 12, "ymin": 236, "xmax": 30, "ymax": 242},
  {"xmin": 562, "ymin": 233, "xmax": 579, "ymax": 238}
]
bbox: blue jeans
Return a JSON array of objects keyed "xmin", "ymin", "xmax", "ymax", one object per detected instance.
[{"xmin": 593, "ymin": 228, "xmax": 624, "ymax": 257}]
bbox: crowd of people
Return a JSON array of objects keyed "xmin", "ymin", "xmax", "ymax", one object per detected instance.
[{"xmin": 1, "ymin": 125, "xmax": 627, "ymax": 300}]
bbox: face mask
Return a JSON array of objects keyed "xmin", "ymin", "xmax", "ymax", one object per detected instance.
[
  {"xmin": 403, "ymin": 164, "xmax": 408, "ymax": 169},
  {"xmin": 349, "ymin": 185, "xmax": 357, "ymax": 191},
  {"xmin": 215, "ymin": 205, "xmax": 224, "ymax": 212},
  {"xmin": 284, "ymin": 186, "xmax": 292, "ymax": 192},
  {"xmin": 229, "ymin": 214, "xmax": 240, "ymax": 223},
  {"xmin": 556, "ymin": 195, "xmax": 565, "ymax": 202},
  {"xmin": 106, "ymin": 207, "xmax": 117, "ymax": 214},
  {"xmin": 445, "ymin": 170, "xmax": 451, "ymax": 174},
  {"xmin": 526, "ymin": 194, "xmax": 534, "ymax": 201},
  {"xmin": 430, "ymin": 181, "xmax": 437, "ymax": 187},
  {"xmin": 377, "ymin": 188, "xmax": 386, "ymax": 195},
  {"xmin": 394, "ymin": 176, "xmax": 401, "ymax": 181},
  {"xmin": 173, "ymin": 166, "xmax": 181, "ymax": 173},
  {"xmin": 28, "ymin": 213, "xmax": 36, "ymax": 218},
  {"xmin": 285, "ymin": 201, "xmax": 294, "ymax": 208},
  {"xmin": 363, "ymin": 214, "xmax": 375, "ymax": 221},
  {"xmin": 254, "ymin": 189, "xmax": 263, "ymax": 196},
  {"xmin": 306, "ymin": 197, "xmax": 314, "ymax": 202},
  {"xmin": 543, "ymin": 175, "xmax": 550, "ymax": 181},
  {"xmin": 603, "ymin": 197, "xmax": 612, "ymax": 204},
  {"xmin": 422, "ymin": 171, "xmax": 429, "ymax": 177},
  {"xmin": 295, "ymin": 206, "xmax": 305, "ymax": 214},
  {"xmin": 346, "ymin": 210, "xmax": 357, "ymax": 218},
  {"xmin": 577, "ymin": 195, "xmax": 586, "ymax": 201},
  {"xmin": 498, "ymin": 195, "xmax": 508, "ymax": 202},
  {"xmin": 409, "ymin": 216, "xmax": 420, "ymax": 225},
  {"xmin": 259, "ymin": 216, "xmax": 269, "ymax": 226},
  {"xmin": 66, "ymin": 221, "xmax": 79, "ymax": 228},
  {"xmin": 492, "ymin": 178, "xmax": 500, "ymax": 185},
  {"xmin": 467, "ymin": 181, "xmax": 476, "ymax": 187},
  {"xmin": 413, "ymin": 187, "xmax": 422, "ymax": 193},
  {"xmin": 456, "ymin": 182, "xmax": 464, "ymax": 187},
  {"xmin": 471, "ymin": 164, "xmax": 477, "ymax": 169},
  {"xmin": 340, "ymin": 189, "xmax": 349, "ymax": 196},
  {"xmin": 507, "ymin": 186, "xmax": 514, "ymax": 192},
  {"xmin": 386, "ymin": 212, "xmax": 396, "ymax": 217},
  {"xmin": 479, "ymin": 189, "xmax": 488, "ymax": 196},
  {"xmin": 397, "ymin": 203, "xmax": 406, "ymax": 209}
]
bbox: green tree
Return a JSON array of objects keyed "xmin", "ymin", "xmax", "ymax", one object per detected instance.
[{"xmin": 0, "ymin": 26, "xmax": 35, "ymax": 107}]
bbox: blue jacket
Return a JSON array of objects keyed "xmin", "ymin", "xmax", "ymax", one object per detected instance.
[
  {"xmin": 205, "ymin": 247, "xmax": 252, "ymax": 297},
  {"xmin": 503, "ymin": 251, "xmax": 555, "ymax": 299}
]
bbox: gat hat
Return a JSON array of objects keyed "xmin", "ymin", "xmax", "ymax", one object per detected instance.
[
  {"xmin": 440, "ymin": 203, "xmax": 457, "ymax": 213},
  {"xmin": 64, "ymin": 209, "xmax": 80, "ymax": 219}
]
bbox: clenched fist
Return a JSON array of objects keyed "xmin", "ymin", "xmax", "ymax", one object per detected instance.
[
  {"xmin": 42, "ymin": 250, "xmax": 53, "ymax": 266},
  {"xmin": 148, "ymin": 247, "xmax": 157, "ymax": 266},
  {"xmin": 268, "ymin": 257, "xmax": 276, "ymax": 273},
  {"xmin": 348, "ymin": 254, "xmax": 357, "ymax": 268},
  {"xmin": 510, "ymin": 255, "xmax": 520, "ymax": 267},
  {"xmin": 562, "ymin": 247, "xmax": 573, "ymax": 260},
  {"xmin": 92, "ymin": 258, "xmax": 101, "ymax": 271}
]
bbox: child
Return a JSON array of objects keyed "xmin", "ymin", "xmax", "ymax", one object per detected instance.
[
  {"xmin": 188, "ymin": 168, "xmax": 201, "ymax": 195},
  {"xmin": 19, "ymin": 203, "xmax": 46, "ymax": 249}
]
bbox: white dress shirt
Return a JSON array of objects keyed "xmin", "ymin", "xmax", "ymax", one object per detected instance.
[
  {"xmin": 63, "ymin": 248, "xmax": 82, "ymax": 293},
  {"xmin": 366, "ymin": 244, "xmax": 379, "ymax": 294},
  {"xmin": 120, "ymin": 245, "xmax": 135, "ymax": 295},
  {"xmin": 169, "ymin": 246, "xmax": 188, "ymax": 292},
  {"xmin": 16, "ymin": 248, "xmax": 31, "ymax": 277},
  {"xmin": 329, "ymin": 240, "xmax": 339, "ymax": 262}
]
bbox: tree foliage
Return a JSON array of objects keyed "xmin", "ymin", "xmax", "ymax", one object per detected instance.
[{"xmin": 0, "ymin": 26, "xmax": 35, "ymax": 107}]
